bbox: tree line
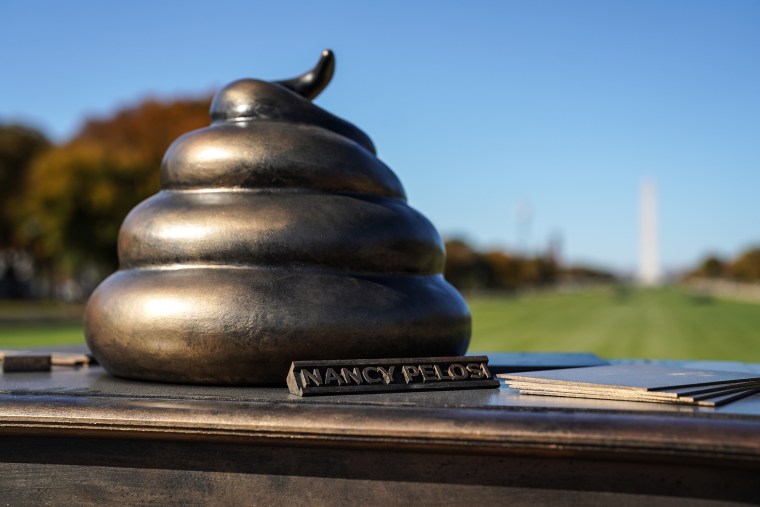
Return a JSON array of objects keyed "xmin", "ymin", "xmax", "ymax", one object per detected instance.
[
  {"xmin": 687, "ymin": 249, "xmax": 760, "ymax": 283},
  {"xmin": 2, "ymin": 95, "xmax": 616, "ymax": 300},
  {"xmin": 0, "ymin": 96, "xmax": 211, "ymax": 298},
  {"xmin": 444, "ymin": 239, "xmax": 615, "ymax": 292}
]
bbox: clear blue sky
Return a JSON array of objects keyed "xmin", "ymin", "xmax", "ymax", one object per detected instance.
[{"xmin": 2, "ymin": 1, "xmax": 758, "ymax": 274}]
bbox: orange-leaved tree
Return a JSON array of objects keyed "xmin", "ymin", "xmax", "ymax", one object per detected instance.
[
  {"xmin": 0, "ymin": 124, "xmax": 50, "ymax": 249},
  {"xmin": 15, "ymin": 96, "xmax": 211, "ymax": 280}
]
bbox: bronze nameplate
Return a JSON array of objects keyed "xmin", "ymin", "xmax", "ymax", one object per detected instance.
[{"xmin": 287, "ymin": 356, "xmax": 499, "ymax": 396}]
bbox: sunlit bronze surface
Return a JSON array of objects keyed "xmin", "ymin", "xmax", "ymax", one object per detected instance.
[
  {"xmin": 2, "ymin": 358, "xmax": 760, "ymax": 503},
  {"xmin": 84, "ymin": 50, "xmax": 470, "ymax": 384}
]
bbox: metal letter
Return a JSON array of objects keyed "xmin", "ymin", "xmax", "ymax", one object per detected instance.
[
  {"xmin": 378, "ymin": 366, "xmax": 395, "ymax": 384},
  {"xmin": 402, "ymin": 365, "xmax": 420, "ymax": 383},
  {"xmin": 448, "ymin": 364, "xmax": 468, "ymax": 380},
  {"xmin": 324, "ymin": 368, "xmax": 344, "ymax": 385},
  {"xmin": 300, "ymin": 368, "xmax": 323, "ymax": 386},
  {"xmin": 434, "ymin": 364, "xmax": 451, "ymax": 380},
  {"xmin": 362, "ymin": 367, "xmax": 383, "ymax": 384},
  {"xmin": 420, "ymin": 364, "xmax": 437, "ymax": 382},
  {"xmin": 341, "ymin": 367, "xmax": 363, "ymax": 385},
  {"xmin": 466, "ymin": 363, "xmax": 484, "ymax": 379}
]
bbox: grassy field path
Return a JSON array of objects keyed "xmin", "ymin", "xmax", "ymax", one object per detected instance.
[
  {"xmin": 0, "ymin": 324, "xmax": 84, "ymax": 349},
  {"xmin": 1, "ymin": 287, "xmax": 759, "ymax": 361},
  {"xmin": 0, "ymin": 300, "xmax": 84, "ymax": 349},
  {"xmin": 469, "ymin": 287, "xmax": 760, "ymax": 361}
]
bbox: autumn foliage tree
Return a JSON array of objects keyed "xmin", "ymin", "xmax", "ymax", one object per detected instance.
[
  {"xmin": 443, "ymin": 240, "xmax": 493, "ymax": 290},
  {"xmin": 687, "ymin": 249, "xmax": 760, "ymax": 283},
  {"xmin": 727, "ymin": 248, "xmax": 760, "ymax": 281},
  {"xmin": 15, "ymin": 96, "xmax": 211, "ymax": 278},
  {"xmin": 443, "ymin": 239, "xmax": 573, "ymax": 291},
  {"xmin": 0, "ymin": 124, "xmax": 50, "ymax": 249},
  {"xmin": 0, "ymin": 124, "xmax": 50, "ymax": 296},
  {"xmin": 690, "ymin": 256, "xmax": 727, "ymax": 279}
]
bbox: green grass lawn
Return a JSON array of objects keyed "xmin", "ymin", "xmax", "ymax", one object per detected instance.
[
  {"xmin": 0, "ymin": 324, "xmax": 85, "ymax": 349},
  {"xmin": 0, "ymin": 300, "xmax": 85, "ymax": 349},
  {"xmin": 468, "ymin": 286, "xmax": 760, "ymax": 361},
  {"xmin": 1, "ymin": 287, "xmax": 760, "ymax": 361}
]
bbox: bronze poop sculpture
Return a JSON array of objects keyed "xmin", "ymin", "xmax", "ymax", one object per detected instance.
[{"xmin": 84, "ymin": 50, "xmax": 471, "ymax": 385}]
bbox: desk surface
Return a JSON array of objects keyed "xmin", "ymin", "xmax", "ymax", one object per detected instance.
[
  {"xmin": 2, "ymin": 351, "xmax": 760, "ymax": 462},
  {"xmin": 2, "ymin": 350, "xmax": 760, "ymax": 504}
]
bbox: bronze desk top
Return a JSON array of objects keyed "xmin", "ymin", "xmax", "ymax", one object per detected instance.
[
  {"xmin": 2, "ymin": 355, "xmax": 760, "ymax": 457},
  {"xmin": 1, "ymin": 352, "xmax": 759, "ymax": 504}
]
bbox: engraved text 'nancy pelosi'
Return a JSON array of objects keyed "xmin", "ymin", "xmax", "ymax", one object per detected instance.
[{"xmin": 286, "ymin": 356, "xmax": 499, "ymax": 396}]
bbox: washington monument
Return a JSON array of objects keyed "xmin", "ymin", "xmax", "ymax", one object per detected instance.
[{"xmin": 638, "ymin": 179, "xmax": 661, "ymax": 285}]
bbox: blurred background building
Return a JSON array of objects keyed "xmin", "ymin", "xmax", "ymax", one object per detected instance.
[{"xmin": 638, "ymin": 179, "xmax": 661, "ymax": 286}]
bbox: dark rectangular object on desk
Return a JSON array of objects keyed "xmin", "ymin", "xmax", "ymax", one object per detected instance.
[
  {"xmin": 2, "ymin": 354, "xmax": 52, "ymax": 373},
  {"xmin": 485, "ymin": 352, "xmax": 608, "ymax": 374}
]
